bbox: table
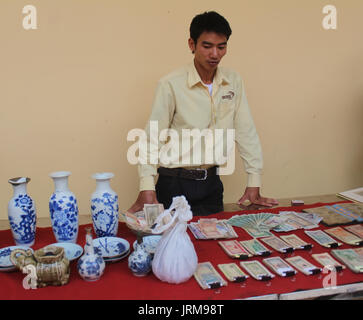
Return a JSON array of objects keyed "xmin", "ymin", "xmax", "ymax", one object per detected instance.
[{"xmin": 0, "ymin": 196, "xmax": 362, "ymax": 300}]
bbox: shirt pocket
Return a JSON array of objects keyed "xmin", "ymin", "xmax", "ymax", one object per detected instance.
[{"xmin": 218, "ymin": 99, "xmax": 235, "ymax": 120}]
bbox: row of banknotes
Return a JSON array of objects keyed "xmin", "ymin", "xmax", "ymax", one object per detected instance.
[{"xmin": 194, "ymin": 247, "xmax": 363, "ymax": 289}]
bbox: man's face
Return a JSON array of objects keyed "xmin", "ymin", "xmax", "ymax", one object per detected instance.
[{"xmin": 189, "ymin": 31, "xmax": 228, "ymax": 73}]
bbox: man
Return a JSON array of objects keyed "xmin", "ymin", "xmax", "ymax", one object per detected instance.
[{"xmin": 128, "ymin": 11, "xmax": 278, "ymax": 215}]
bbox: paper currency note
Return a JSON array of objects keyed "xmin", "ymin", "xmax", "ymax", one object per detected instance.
[
  {"xmin": 199, "ymin": 219, "xmax": 224, "ymax": 239},
  {"xmin": 331, "ymin": 249, "xmax": 363, "ymax": 273},
  {"xmin": 280, "ymin": 234, "xmax": 313, "ymax": 250},
  {"xmin": 278, "ymin": 212, "xmax": 319, "ymax": 230},
  {"xmin": 285, "ymin": 256, "xmax": 321, "ymax": 275},
  {"xmin": 217, "ymin": 263, "xmax": 248, "ymax": 282},
  {"xmin": 260, "ymin": 236, "xmax": 294, "ymax": 253},
  {"xmin": 144, "ymin": 204, "xmax": 163, "ymax": 227},
  {"xmin": 240, "ymin": 260, "xmax": 275, "ymax": 280},
  {"xmin": 344, "ymin": 224, "xmax": 363, "ymax": 239},
  {"xmin": 311, "ymin": 252, "xmax": 345, "ymax": 271},
  {"xmin": 194, "ymin": 262, "xmax": 227, "ymax": 289},
  {"xmin": 325, "ymin": 227, "xmax": 363, "ymax": 246},
  {"xmin": 188, "ymin": 223, "xmax": 206, "ymax": 239},
  {"xmin": 243, "ymin": 227, "xmax": 273, "ymax": 238},
  {"xmin": 263, "ymin": 257, "xmax": 297, "ymax": 277},
  {"xmin": 304, "ymin": 230, "xmax": 342, "ymax": 248},
  {"xmin": 239, "ymin": 239, "xmax": 271, "ymax": 256},
  {"xmin": 218, "ymin": 240, "xmax": 251, "ymax": 258}
]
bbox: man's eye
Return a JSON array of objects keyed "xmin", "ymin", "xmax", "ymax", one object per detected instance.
[{"xmin": 218, "ymin": 46, "xmax": 226, "ymax": 50}]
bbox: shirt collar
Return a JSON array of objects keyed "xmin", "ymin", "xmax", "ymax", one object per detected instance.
[{"xmin": 187, "ymin": 61, "xmax": 230, "ymax": 88}]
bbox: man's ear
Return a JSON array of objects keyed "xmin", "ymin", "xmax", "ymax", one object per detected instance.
[{"xmin": 188, "ymin": 38, "xmax": 195, "ymax": 54}]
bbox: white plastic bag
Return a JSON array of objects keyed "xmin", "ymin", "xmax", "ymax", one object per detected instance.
[{"xmin": 151, "ymin": 196, "xmax": 198, "ymax": 284}]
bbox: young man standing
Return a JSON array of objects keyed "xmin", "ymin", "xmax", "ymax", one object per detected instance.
[{"xmin": 128, "ymin": 11, "xmax": 278, "ymax": 215}]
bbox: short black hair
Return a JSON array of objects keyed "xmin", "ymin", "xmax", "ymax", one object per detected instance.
[{"xmin": 189, "ymin": 11, "xmax": 232, "ymax": 44}]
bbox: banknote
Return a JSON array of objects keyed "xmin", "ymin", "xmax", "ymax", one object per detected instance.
[
  {"xmin": 355, "ymin": 247, "xmax": 363, "ymax": 256},
  {"xmin": 325, "ymin": 227, "xmax": 363, "ymax": 246},
  {"xmin": 260, "ymin": 236, "xmax": 294, "ymax": 254},
  {"xmin": 215, "ymin": 221, "xmax": 238, "ymax": 238},
  {"xmin": 228, "ymin": 212, "xmax": 281, "ymax": 237},
  {"xmin": 297, "ymin": 211, "xmax": 323, "ymax": 225},
  {"xmin": 344, "ymin": 224, "xmax": 363, "ymax": 240},
  {"xmin": 198, "ymin": 219, "xmax": 222, "ymax": 239},
  {"xmin": 188, "ymin": 220, "xmax": 237, "ymax": 240},
  {"xmin": 311, "ymin": 252, "xmax": 345, "ymax": 272},
  {"xmin": 240, "ymin": 260, "xmax": 275, "ymax": 281},
  {"xmin": 278, "ymin": 212, "xmax": 319, "ymax": 230},
  {"xmin": 144, "ymin": 204, "xmax": 164, "ymax": 227},
  {"xmin": 285, "ymin": 256, "xmax": 322, "ymax": 275},
  {"xmin": 280, "ymin": 234, "xmax": 313, "ymax": 250},
  {"xmin": 194, "ymin": 262, "xmax": 227, "ymax": 290},
  {"xmin": 331, "ymin": 249, "xmax": 363, "ymax": 273},
  {"xmin": 217, "ymin": 263, "xmax": 248, "ymax": 282},
  {"xmin": 304, "ymin": 230, "xmax": 342, "ymax": 248},
  {"xmin": 218, "ymin": 240, "xmax": 252, "ymax": 259},
  {"xmin": 239, "ymin": 239, "xmax": 271, "ymax": 256},
  {"xmin": 262, "ymin": 257, "xmax": 297, "ymax": 277},
  {"xmin": 188, "ymin": 223, "xmax": 206, "ymax": 239},
  {"xmin": 243, "ymin": 227, "xmax": 273, "ymax": 238}
]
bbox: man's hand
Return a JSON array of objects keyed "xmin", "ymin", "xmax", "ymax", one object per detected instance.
[
  {"xmin": 128, "ymin": 190, "xmax": 159, "ymax": 213},
  {"xmin": 237, "ymin": 187, "xmax": 279, "ymax": 207}
]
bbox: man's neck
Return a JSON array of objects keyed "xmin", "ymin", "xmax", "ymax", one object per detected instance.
[{"xmin": 193, "ymin": 59, "xmax": 216, "ymax": 84}]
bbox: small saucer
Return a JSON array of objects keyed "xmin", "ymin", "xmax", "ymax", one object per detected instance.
[
  {"xmin": 104, "ymin": 249, "xmax": 130, "ymax": 263},
  {"xmin": 142, "ymin": 235, "xmax": 162, "ymax": 254},
  {"xmin": 46, "ymin": 243, "xmax": 83, "ymax": 261},
  {"xmin": 93, "ymin": 237, "xmax": 130, "ymax": 259},
  {"xmin": 0, "ymin": 246, "xmax": 34, "ymax": 272}
]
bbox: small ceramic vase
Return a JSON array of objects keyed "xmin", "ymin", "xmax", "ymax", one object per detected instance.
[
  {"xmin": 90, "ymin": 173, "xmax": 119, "ymax": 238},
  {"xmin": 128, "ymin": 242, "xmax": 152, "ymax": 277},
  {"xmin": 49, "ymin": 171, "xmax": 79, "ymax": 243},
  {"xmin": 8, "ymin": 177, "xmax": 36, "ymax": 246},
  {"xmin": 77, "ymin": 227, "xmax": 105, "ymax": 281}
]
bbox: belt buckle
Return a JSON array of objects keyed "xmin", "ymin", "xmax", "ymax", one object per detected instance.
[{"xmin": 195, "ymin": 168, "xmax": 207, "ymax": 180}]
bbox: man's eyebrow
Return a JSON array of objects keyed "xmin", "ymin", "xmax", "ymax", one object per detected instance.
[{"xmin": 201, "ymin": 41, "xmax": 227, "ymax": 46}]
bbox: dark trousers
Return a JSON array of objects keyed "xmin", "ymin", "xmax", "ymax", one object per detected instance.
[{"xmin": 155, "ymin": 172, "xmax": 224, "ymax": 216}]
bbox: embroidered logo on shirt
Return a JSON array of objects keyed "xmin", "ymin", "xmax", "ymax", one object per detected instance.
[{"xmin": 222, "ymin": 91, "xmax": 235, "ymax": 100}]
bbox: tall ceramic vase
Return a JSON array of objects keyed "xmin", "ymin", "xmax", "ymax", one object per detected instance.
[
  {"xmin": 91, "ymin": 172, "xmax": 119, "ymax": 238},
  {"xmin": 8, "ymin": 177, "xmax": 36, "ymax": 247},
  {"xmin": 49, "ymin": 171, "xmax": 79, "ymax": 243}
]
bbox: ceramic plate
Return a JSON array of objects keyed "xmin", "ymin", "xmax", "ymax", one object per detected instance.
[
  {"xmin": 93, "ymin": 237, "xmax": 130, "ymax": 259},
  {"xmin": 0, "ymin": 246, "xmax": 34, "ymax": 271},
  {"xmin": 104, "ymin": 249, "xmax": 130, "ymax": 263},
  {"xmin": 46, "ymin": 243, "xmax": 83, "ymax": 261},
  {"xmin": 142, "ymin": 235, "xmax": 162, "ymax": 254}
]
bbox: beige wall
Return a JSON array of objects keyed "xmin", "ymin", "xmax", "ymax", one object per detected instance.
[{"xmin": 1, "ymin": 0, "xmax": 362, "ymax": 219}]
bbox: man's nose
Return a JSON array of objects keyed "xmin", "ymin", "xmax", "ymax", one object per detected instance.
[{"xmin": 210, "ymin": 47, "xmax": 218, "ymax": 58}]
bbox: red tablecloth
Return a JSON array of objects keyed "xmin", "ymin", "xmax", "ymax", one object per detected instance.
[{"xmin": 0, "ymin": 200, "xmax": 362, "ymax": 300}]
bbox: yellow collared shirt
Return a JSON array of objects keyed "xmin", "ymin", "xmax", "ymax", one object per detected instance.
[{"xmin": 138, "ymin": 62, "xmax": 263, "ymax": 191}]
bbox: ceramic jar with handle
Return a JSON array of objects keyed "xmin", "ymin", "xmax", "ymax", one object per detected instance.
[{"xmin": 10, "ymin": 245, "xmax": 70, "ymax": 288}]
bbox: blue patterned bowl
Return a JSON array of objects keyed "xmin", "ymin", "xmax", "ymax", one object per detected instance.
[{"xmin": 93, "ymin": 237, "xmax": 130, "ymax": 259}]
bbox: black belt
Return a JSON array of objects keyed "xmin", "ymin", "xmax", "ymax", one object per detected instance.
[{"xmin": 157, "ymin": 166, "xmax": 218, "ymax": 181}]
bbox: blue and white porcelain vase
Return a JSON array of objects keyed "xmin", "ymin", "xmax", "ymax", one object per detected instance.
[
  {"xmin": 49, "ymin": 171, "xmax": 79, "ymax": 243},
  {"xmin": 77, "ymin": 227, "xmax": 105, "ymax": 281},
  {"xmin": 128, "ymin": 242, "xmax": 152, "ymax": 277},
  {"xmin": 91, "ymin": 172, "xmax": 119, "ymax": 238},
  {"xmin": 8, "ymin": 177, "xmax": 36, "ymax": 247}
]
